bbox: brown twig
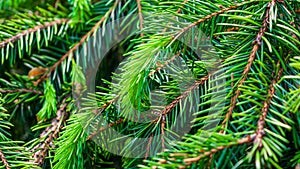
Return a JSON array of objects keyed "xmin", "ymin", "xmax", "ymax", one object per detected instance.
[
  {"xmin": 148, "ymin": 52, "xmax": 181, "ymax": 77},
  {"xmin": 254, "ymin": 64, "xmax": 283, "ymax": 148},
  {"xmin": 0, "ymin": 150, "xmax": 10, "ymax": 169},
  {"xmin": 30, "ymin": 97, "xmax": 69, "ymax": 166},
  {"xmin": 155, "ymin": 134, "xmax": 256, "ymax": 167},
  {"xmin": 0, "ymin": 19, "xmax": 68, "ymax": 49},
  {"xmin": 93, "ymin": 96, "xmax": 119, "ymax": 115},
  {"xmin": 0, "ymin": 88, "xmax": 43, "ymax": 95},
  {"xmin": 145, "ymin": 134, "xmax": 154, "ymax": 159},
  {"xmin": 149, "ymin": 75, "xmax": 210, "ymax": 156},
  {"xmin": 161, "ymin": 75, "xmax": 210, "ymax": 116},
  {"xmin": 136, "ymin": 0, "xmax": 144, "ymax": 37},
  {"xmin": 34, "ymin": 0, "xmax": 120, "ymax": 85},
  {"xmin": 183, "ymin": 134, "xmax": 255, "ymax": 165},
  {"xmin": 87, "ymin": 118, "xmax": 124, "ymax": 140},
  {"xmin": 144, "ymin": 74, "xmax": 210, "ymax": 154},
  {"xmin": 220, "ymin": 1, "xmax": 274, "ymax": 133},
  {"xmin": 171, "ymin": 1, "xmax": 253, "ymax": 43}
]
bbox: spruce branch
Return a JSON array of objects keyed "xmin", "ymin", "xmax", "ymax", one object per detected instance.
[
  {"xmin": 34, "ymin": 0, "xmax": 121, "ymax": 85},
  {"xmin": 0, "ymin": 88, "xmax": 43, "ymax": 95},
  {"xmin": 87, "ymin": 53, "xmax": 184, "ymax": 140},
  {"xmin": 148, "ymin": 0, "xmax": 189, "ymax": 76},
  {"xmin": 93, "ymin": 96, "xmax": 119, "ymax": 115},
  {"xmin": 183, "ymin": 135, "xmax": 255, "ymax": 165},
  {"xmin": 253, "ymin": 0, "xmax": 297, "ymax": 148},
  {"xmin": 92, "ymin": 74, "xmax": 210, "ymax": 144},
  {"xmin": 0, "ymin": 150, "xmax": 10, "ymax": 169},
  {"xmin": 148, "ymin": 52, "xmax": 181, "ymax": 77},
  {"xmin": 30, "ymin": 97, "xmax": 69, "ymax": 166},
  {"xmin": 87, "ymin": 118, "xmax": 123, "ymax": 141},
  {"xmin": 0, "ymin": 19, "xmax": 68, "ymax": 49},
  {"xmin": 89, "ymin": 52, "xmax": 188, "ymax": 139},
  {"xmin": 254, "ymin": 67, "xmax": 283, "ymax": 148},
  {"xmin": 123, "ymin": 2, "xmax": 190, "ymax": 150},
  {"xmin": 153, "ymin": 134, "xmax": 256, "ymax": 168},
  {"xmin": 160, "ymin": 75, "xmax": 209, "ymax": 116},
  {"xmin": 221, "ymin": 0, "xmax": 275, "ymax": 132},
  {"xmin": 149, "ymin": 74, "xmax": 210, "ymax": 147}
]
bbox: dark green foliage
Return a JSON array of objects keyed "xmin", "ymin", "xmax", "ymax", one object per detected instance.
[{"xmin": 0, "ymin": 0, "xmax": 299, "ymax": 169}]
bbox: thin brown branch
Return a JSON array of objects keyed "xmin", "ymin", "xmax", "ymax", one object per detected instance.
[
  {"xmin": 34, "ymin": 0, "xmax": 120, "ymax": 85},
  {"xmin": 87, "ymin": 118, "xmax": 123, "ymax": 141},
  {"xmin": 183, "ymin": 134, "xmax": 255, "ymax": 165},
  {"xmin": 161, "ymin": 75, "xmax": 210, "ymax": 116},
  {"xmin": 0, "ymin": 150, "xmax": 10, "ymax": 169},
  {"xmin": 220, "ymin": 1, "xmax": 274, "ymax": 133},
  {"xmin": 171, "ymin": 1, "xmax": 253, "ymax": 43},
  {"xmin": 93, "ymin": 96, "xmax": 119, "ymax": 114},
  {"xmin": 254, "ymin": 65, "xmax": 283, "ymax": 148},
  {"xmin": 151, "ymin": 75, "xmax": 210, "ymax": 128},
  {"xmin": 154, "ymin": 134, "xmax": 256, "ymax": 167},
  {"xmin": 145, "ymin": 134, "xmax": 154, "ymax": 159},
  {"xmin": 254, "ymin": 81, "xmax": 275, "ymax": 147},
  {"xmin": 0, "ymin": 19, "xmax": 68, "ymax": 49},
  {"xmin": 136, "ymin": 0, "xmax": 144, "ymax": 37},
  {"xmin": 30, "ymin": 97, "xmax": 69, "ymax": 166},
  {"xmin": 148, "ymin": 52, "xmax": 181, "ymax": 77},
  {"xmin": 0, "ymin": 88, "xmax": 43, "ymax": 95}
]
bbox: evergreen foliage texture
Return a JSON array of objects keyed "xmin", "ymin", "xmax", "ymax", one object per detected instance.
[{"xmin": 0, "ymin": 0, "xmax": 299, "ymax": 168}]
